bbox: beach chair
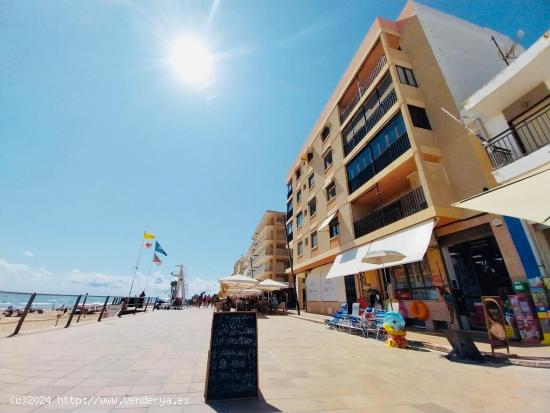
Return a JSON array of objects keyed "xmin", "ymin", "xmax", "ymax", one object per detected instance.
[
  {"xmin": 374, "ymin": 310, "xmax": 388, "ymax": 340},
  {"xmin": 326, "ymin": 309, "xmax": 345, "ymax": 329},
  {"xmin": 345, "ymin": 303, "xmax": 365, "ymax": 336}
]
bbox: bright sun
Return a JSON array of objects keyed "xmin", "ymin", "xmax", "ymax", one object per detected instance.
[{"xmin": 168, "ymin": 36, "xmax": 213, "ymax": 86}]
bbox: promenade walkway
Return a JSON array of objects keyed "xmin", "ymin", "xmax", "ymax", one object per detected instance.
[{"xmin": 1, "ymin": 308, "xmax": 549, "ymax": 412}]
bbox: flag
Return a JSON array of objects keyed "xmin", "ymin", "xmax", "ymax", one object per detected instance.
[
  {"xmin": 144, "ymin": 242, "xmax": 152, "ymax": 249},
  {"xmin": 153, "ymin": 253, "xmax": 162, "ymax": 265},
  {"xmin": 155, "ymin": 241, "xmax": 167, "ymax": 256},
  {"xmin": 143, "ymin": 232, "xmax": 155, "ymax": 239}
]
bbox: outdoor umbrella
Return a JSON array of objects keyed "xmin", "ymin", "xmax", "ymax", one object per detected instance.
[
  {"xmin": 226, "ymin": 288, "xmax": 263, "ymax": 297},
  {"xmin": 258, "ymin": 279, "xmax": 288, "ymax": 292},
  {"xmin": 218, "ymin": 274, "xmax": 259, "ymax": 289},
  {"xmin": 362, "ymin": 250, "xmax": 406, "ymax": 311}
]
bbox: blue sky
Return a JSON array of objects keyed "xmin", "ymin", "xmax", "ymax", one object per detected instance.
[{"xmin": 1, "ymin": 0, "xmax": 548, "ymax": 298}]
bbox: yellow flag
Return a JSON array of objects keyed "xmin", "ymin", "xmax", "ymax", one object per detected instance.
[{"xmin": 143, "ymin": 232, "xmax": 155, "ymax": 239}]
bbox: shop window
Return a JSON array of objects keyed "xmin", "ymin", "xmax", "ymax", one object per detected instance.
[
  {"xmin": 396, "ymin": 66, "xmax": 418, "ymax": 87},
  {"xmin": 390, "ymin": 255, "xmax": 437, "ymax": 300},
  {"xmin": 408, "ymin": 105, "xmax": 432, "ymax": 130}
]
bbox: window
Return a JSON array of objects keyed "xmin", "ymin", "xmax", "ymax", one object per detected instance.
[
  {"xmin": 323, "ymin": 149, "xmax": 333, "ymax": 170},
  {"xmin": 297, "ymin": 240, "xmax": 303, "ymax": 256},
  {"xmin": 329, "ymin": 216, "xmax": 340, "ymax": 238},
  {"xmin": 308, "ymin": 197, "xmax": 317, "ymax": 216},
  {"xmin": 390, "ymin": 255, "xmax": 437, "ymax": 300},
  {"xmin": 321, "ymin": 125, "xmax": 330, "ymax": 141},
  {"xmin": 295, "ymin": 167, "xmax": 301, "ymax": 180},
  {"xmin": 286, "ymin": 181, "xmax": 293, "ymax": 197},
  {"xmin": 346, "ymin": 113, "xmax": 408, "ymax": 194},
  {"xmin": 286, "ymin": 200, "xmax": 293, "ymax": 217},
  {"xmin": 306, "ymin": 152, "xmax": 313, "ymax": 163},
  {"xmin": 408, "ymin": 105, "xmax": 432, "ymax": 130},
  {"xmin": 311, "ymin": 231, "xmax": 318, "ymax": 248},
  {"xmin": 286, "ymin": 222, "xmax": 293, "ymax": 241},
  {"xmin": 326, "ymin": 181, "xmax": 336, "ymax": 201},
  {"xmin": 396, "ymin": 66, "xmax": 418, "ymax": 87},
  {"xmin": 296, "ymin": 189, "xmax": 302, "ymax": 204},
  {"xmin": 308, "ymin": 173, "xmax": 315, "ymax": 188},
  {"xmin": 296, "ymin": 211, "xmax": 303, "ymax": 228}
]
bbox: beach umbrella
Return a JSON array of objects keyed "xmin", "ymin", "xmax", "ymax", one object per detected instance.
[
  {"xmin": 218, "ymin": 274, "xmax": 259, "ymax": 289},
  {"xmin": 258, "ymin": 279, "xmax": 288, "ymax": 292},
  {"xmin": 361, "ymin": 250, "xmax": 406, "ymax": 265},
  {"xmin": 226, "ymin": 288, "xmax": 262, "ymax": 297},
  {"xmin": 362, "ymin": 250, "xmax": 406, "ymax": 311}
]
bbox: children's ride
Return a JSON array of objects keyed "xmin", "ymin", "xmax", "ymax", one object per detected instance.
[{"xmin": 383, "ymin": 312, "xmax": 407, "ymax": 348}]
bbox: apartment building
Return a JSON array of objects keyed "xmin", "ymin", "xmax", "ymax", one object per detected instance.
[
  {"xmin": 285, "ymin": 1, "xmax": 533, "ymax": 332},
  {"xmin": 237, "ymin": 211, "xmax": 290, "ymax": 284},
  {"xmin": 455, "ymin": 31, "xmax": 550, "ymax": 342}
]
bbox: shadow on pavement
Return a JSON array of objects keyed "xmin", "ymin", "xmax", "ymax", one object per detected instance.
[{"xmin": 206, "ymin": 391, "xmax": 281, "ymax": 413}]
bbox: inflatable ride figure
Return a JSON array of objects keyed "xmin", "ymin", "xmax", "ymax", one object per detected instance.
[{"xmin": 383, "ymin": 312, "xmax": 407, "ymax": 349}]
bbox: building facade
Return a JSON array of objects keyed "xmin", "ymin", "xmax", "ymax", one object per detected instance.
[
  {"xmin": 456, "ymin": 30, "xmax": 550, "ymax": 342},
  {"xmin": 285, "ymin": 1, "xmax": 537, "ymax": 332},
  {"xmin": 236, "ymin": 211, "xmax": 290, "ymax": 283}
]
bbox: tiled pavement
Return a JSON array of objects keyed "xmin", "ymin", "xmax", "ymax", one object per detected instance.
[{"xmin": 1, "ymin": 309, "xmax": 549, "ymax": 413}]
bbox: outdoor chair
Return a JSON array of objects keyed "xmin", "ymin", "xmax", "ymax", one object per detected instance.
[
  {"xmin": 374, "ymin": 310, "xmax": 388, "ymax": 340},
  {"xmin": 326, "ymin": 309, "xmax": 345, "ymax": 329}
]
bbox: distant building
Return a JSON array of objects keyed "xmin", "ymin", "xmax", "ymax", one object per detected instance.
[
  {"xmin": 236, "ymin": 211, "xmax": 290, "ymax": 283},
  {"xmin": 284, "ymin": 0, "xmax": 538, "ymax": 333}
]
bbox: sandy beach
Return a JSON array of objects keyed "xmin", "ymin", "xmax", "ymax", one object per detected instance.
[{"xmin": 0, "ymin": 308, "xmax": 115, "ymax": 337}]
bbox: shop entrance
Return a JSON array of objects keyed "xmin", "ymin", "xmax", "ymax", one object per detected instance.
[
  {"xmin": 344, "ymin": 275, "xmax": 357, "ymax": 314},
  {"xmin": 447, "ymin": 235, "xmax": 512, "ymax": 331}
]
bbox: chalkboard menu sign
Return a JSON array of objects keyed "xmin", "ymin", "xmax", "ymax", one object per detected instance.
[
  {"xmin": 205, "ymin": 311, "xmax": 258, "ymax": 402},
  {"xmin": 481, "ymin": 296, "xmax": 509, "ymax": 355}
]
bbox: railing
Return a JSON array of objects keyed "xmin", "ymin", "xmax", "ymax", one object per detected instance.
[
  {"xmin": 353, "ymin": 186, "xmax": 428, "ymax": 238},
  {"xmin": 276, "ymin": 248, "xmax": 289, "ymax": 256},
  {"xmin": 485, "ymin": 104, "xmax": 550, "ymax": 169},
  {"xmin": 343, "ymin": 89, "xmax": 398, "ymax": 156},
  {"xmin": 348, "ymin": 131, "xmax": 411, "ymax": 194},
  {"xmin": 339, "ymin": 54, "xmax": 388, "ymax": 124},
  {"xmin": 0, "ymin": 290, "xmax": 158, "ymax": 338}
]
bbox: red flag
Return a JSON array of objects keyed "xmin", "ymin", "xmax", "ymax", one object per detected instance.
[
  {"xmin": 144, "ymin": 242, "xmax": 152, "ymax": 249},
  {"xmin": 153, "ymin": 253, "xmax": 162, "ymax": 265}
]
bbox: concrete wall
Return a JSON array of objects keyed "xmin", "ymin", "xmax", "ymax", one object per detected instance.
[{"xmin": 412, "ymin": 1, "xmax": 519, "ymax": 107}]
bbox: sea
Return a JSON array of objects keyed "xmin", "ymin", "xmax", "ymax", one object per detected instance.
[{"xmin": 0, "ymin": 292, "xmax": 109, "ymax": 310}]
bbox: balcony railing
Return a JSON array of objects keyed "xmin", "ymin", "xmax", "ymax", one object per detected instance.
[
  {"xmin": 353, "ymin": 186, "xmax": 428, "ymax": 239},
  {"xmin": 348, "ymin": 131, "xmax": 411, "ymax": 194},
  {"xmin": 343, "ymin": 89, "xmax": 398, "ymax": 156},
  {"xmin": 339, "ymin": 54, "xmax": 388, "ymax": 124},
  {"xmin": 276, "ymin": 248, "xmax": 289, "ymax": 256},
  {"xmin": 485, "ymin": 103, "xmax": 550, "ymax": 169}
]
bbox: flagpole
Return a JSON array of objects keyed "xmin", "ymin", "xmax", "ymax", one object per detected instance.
[
  {"xmin": 143, "ymin": 259, "xmax": 154, "ymax": 293},
  {"xmin": 129, "ymin": 231, "xmax": 146, "ymax": 297}
]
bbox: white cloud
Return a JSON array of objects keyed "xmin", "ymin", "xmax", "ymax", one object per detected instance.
[
  {"xmin": 69, "ymin": 269, "xmax": 130, "ymax": 289},
  {"xmin": 0, "ymin": 257, "xmax": 52, "ymax": 279},
  {"xmin": 24, "ymin": 251, "xmax": 34, "ymax": 257}
]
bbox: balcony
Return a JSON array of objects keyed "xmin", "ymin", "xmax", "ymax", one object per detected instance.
[
  {"xmin": 353, "ymin": 186, "xmax": 428, "ymax": 238},
  {"xmin": 348, "ymin": 130, "xmax": 411, "ymax": 194},
  {"xmin": 485, "ymin": 103, "xmax": 550, "ymax": 169},
  {"xmin": 339, "ymin": 54, "xmax": 388, "ymax": 124},
  {"xmin": 342, "ymin": 88, "xmax": 398, "ymax": 157}
]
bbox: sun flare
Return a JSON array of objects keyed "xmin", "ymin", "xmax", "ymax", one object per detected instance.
[{"xmin": 168, "ymin": 36, "xmax": 213, "ymax": 86}]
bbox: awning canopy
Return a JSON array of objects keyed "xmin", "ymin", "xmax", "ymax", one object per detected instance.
[
  {"xmin": 326, "ymin": 219, "xmax": 435, "ymax": 279},
  {"xmin": 453, "ymin": 168, "xmax": 550, "ymax": 224},
  {"xmin": 318, "ymin": 211, "xmax": 338, "ymax": 231}
]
